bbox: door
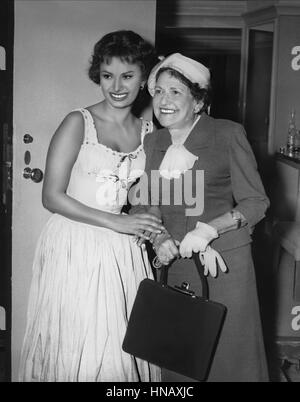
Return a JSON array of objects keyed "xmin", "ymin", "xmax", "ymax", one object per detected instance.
[
  {"xmin": 0, "ymin": 0, "xmax": 13, "ymax": 382},
  {"xmin": 244, "ymin": 28, "xmax": 274, "ymax": 184},
  {"xmin": 12, "ymin": 0, "xmax": 156, "ymax": 381},
  {"xmin": 155, "ymin": 7, "xmax": 243, "ymax": 124}
]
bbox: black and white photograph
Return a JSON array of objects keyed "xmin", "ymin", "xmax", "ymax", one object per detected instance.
[{"xmin": 1, "ymin": 0, "xmax": 300, "ymax": 386}]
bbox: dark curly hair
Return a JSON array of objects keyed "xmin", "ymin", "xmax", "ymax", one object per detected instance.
[
  {"xmin": 156, "ymin": 67, "xmax": 212, "ymax": 114},
  {"xmin": 88, "ymin": 30, "xmax": 158, "ymax": 85}
]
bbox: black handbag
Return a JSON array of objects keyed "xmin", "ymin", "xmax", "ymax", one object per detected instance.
[{"xmin": 122, "ymin": 253, "xmax": 227, "ymax": 382}]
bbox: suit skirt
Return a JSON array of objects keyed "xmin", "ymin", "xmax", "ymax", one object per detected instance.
[{"xmin": 161, "ymin": 244, "xmax": 269, "ymax": 382}]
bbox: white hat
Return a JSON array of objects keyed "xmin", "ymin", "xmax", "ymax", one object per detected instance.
[{"xmin": 147, "ymin": 53, "xmax": 210, "ymax": 96}]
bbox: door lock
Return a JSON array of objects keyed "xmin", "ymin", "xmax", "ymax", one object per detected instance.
[
  {"xmin": 23, "ymin": 134, "xmax": 33, "ymax": 144},
  {"xmin": 23, "ymin": 167, "xmax": 43, "ymax": 183}
]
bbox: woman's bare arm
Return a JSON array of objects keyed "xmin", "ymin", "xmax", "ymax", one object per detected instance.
[{"xmin": 42, "ymin": 111, "xmax": 164, "ymax": 237}]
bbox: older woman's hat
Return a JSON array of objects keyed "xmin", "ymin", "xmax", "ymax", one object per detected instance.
[{"xmin": 147, "ymin": 53, "xmax": 210, "ymax": 96}]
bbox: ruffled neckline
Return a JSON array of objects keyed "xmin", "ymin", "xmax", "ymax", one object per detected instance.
[{"xmin": 83, "ymin": 108, "xmax": 148, "ymax": 157}]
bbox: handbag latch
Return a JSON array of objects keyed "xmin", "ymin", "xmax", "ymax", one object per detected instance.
[
  {"xmin": 181, "ymin": 282, "xmax": 190, "ymax": 291},
  {"xmin": 174, "ymin": 281, "xmax": 196, "ymax": 297}
]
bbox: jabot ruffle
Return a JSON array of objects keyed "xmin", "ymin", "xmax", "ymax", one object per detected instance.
[{"xmin": 159, "ymin": 116, "xmax": 200, "ymax": 180}]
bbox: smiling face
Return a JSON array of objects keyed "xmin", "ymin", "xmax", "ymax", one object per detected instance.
[
  {"xmin": 152, "ymin": 71, "xmax": 201, "ymax": 130},
  {"xmin": 100, "ymin": 57, "xmax": 145, "ymax": 109}
]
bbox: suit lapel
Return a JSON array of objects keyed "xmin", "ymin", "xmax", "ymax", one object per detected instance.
[
  {"xmin": 154, "ymin": 127, "xmax": 172, "ymax": 151},
  {"xmin": 183, "ymin": 113, "xmax": 215, "ymax": 154}
]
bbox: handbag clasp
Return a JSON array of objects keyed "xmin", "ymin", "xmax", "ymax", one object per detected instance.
[{"xmin": 174, "ymin": 281, "xmax": 196, "ymax": 297}]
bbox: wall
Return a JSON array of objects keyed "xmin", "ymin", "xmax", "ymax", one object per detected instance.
[
  {"xmin": 13, "ymin": 0, "xmax": 156, "ymax": 381},
  {"xmin": 247, "ymin": 0, "xmax": 278, "ymax": 11},
  {"xmin": 247, "ymin": 0, "xmax": 300, "ymax": 11},
  {"xmin": 156, "ymin": 0, "xmax": 247, "ymax": 29}
]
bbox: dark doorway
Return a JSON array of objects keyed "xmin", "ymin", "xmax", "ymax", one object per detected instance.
[
  {"xmin": 156, "ymin": 27, "xmax": 242, "ymax": 123},
  {"xmin": 0, "ymin": 0, "xmax": 13, "ymax": 382},
  {"xmin": 155, "ymin": 1, "xmax": 242, "ymax": 123},
  {"xmin": 244, "ymin": 29, "xmax": 273, "ymax": 184}
]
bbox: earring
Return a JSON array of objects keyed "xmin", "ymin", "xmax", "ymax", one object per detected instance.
[{"xmin": 140, "ymin": 83, "xmax": 145, "ymax": 90}]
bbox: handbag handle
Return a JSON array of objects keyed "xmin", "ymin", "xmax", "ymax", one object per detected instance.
[{"xmin": 159, "ymin": 253, "xmax": 209, "ymax": 300}]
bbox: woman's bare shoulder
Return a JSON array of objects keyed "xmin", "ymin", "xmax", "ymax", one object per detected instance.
[{"xmin": 50, "ymin": 110, "xmax": 85, "ymax": 151}]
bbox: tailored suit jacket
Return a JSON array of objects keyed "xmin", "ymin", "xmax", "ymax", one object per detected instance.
[{"xmin": 141, "ymin": 113, "xmax": 270, "ymax": 252}]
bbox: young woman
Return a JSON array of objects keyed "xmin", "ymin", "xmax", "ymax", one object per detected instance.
[{"xmin": 19, "ymin": 30, "xmax": 162, "ymax": 382}]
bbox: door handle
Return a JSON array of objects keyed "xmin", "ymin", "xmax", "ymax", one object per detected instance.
[{"xmin": 23, "ymin": 167, "xmax": 43, "ymax": 183}]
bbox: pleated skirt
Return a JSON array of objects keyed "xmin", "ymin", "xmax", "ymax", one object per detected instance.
[{"xmin": 19, "ymin": 213, "xmax": 161, "ymax": 382}]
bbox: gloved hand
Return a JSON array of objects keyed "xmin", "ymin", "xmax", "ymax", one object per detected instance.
[
  {"xmin": 179, "ymin": 222, "xmax": 219, "ymax": 258},
  {"xmin": 199, "ymin": 246, "xmax": 228, "ymax": 278}
]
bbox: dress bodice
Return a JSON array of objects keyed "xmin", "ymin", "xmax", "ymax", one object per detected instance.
[{"xmin": 67, "ymin": 108, "xmax": 152, "ymax": 214}]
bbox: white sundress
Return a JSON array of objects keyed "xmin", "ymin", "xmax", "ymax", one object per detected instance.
[{"xmin": 19, "ymin": 108, "xmax": 161, "ymax": 382}]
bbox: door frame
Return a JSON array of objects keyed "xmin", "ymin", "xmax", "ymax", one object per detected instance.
[
  {"xmin": 0, "ymin": 0, "xmax": 14, "ymax": 382},
  {"xmin": 241, "ymin": 8, "xmax": 279, "ymax": 155}
]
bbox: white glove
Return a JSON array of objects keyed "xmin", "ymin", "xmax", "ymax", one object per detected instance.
[
  {"xmin": 179, "ymin": 222, "xmax": 219, "ymax": 258},
  {"xmin": 199, "ymin": 246, "xmax": 228, "ymax": 278}
]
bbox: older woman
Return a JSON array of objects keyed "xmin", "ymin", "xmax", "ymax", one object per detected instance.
[{"xmin": 136, "ymin": 53, "xmax": 270, "ymax": 382}]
